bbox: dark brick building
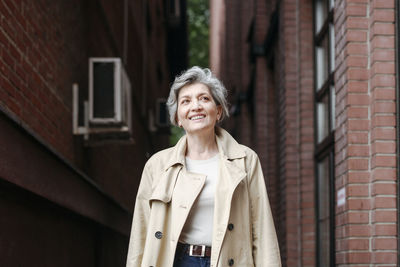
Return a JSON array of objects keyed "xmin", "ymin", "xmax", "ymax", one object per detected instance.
[
  {"xmin": 211, "ymin": 0, "xmax": 398, "ymax": 266},
  {"xmin": 0, "ymin": 0, "xmax": 186, "ymax": 266}
]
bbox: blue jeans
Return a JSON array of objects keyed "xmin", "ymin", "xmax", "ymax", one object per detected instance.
[{"xmin": 173, "ymin": 245, "xmax": 210, "ymax": 267}]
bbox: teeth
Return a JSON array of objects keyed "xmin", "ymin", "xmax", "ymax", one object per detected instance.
[{"xmin": 190, "ymin": 115, "xmax": 205, "ymax": 120}]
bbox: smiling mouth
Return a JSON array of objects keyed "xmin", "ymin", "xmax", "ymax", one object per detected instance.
[{"xmin": 189, "ymin": 115, "xmax": 205, "ymax": 120}]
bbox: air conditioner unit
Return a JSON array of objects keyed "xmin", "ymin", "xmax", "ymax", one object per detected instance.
[
  {"xmin": 89, "ymin": 57, "xmax": 130, "ymax": 125},
  {"xmin": 72, "ymin": 57, "xmax": 132, "ymax": 142}
]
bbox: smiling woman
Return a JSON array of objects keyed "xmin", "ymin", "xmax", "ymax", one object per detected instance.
[
  {"xmin": 126, "ymin": 67, "xmax": 281, "ymax": 267},
  {"xmin": 167, "ymin": 67, "xmax": 229, "ymax": 127},
  {"xmin": 176, "ymin": 83, "xmax": 222, "ymax": 139}
]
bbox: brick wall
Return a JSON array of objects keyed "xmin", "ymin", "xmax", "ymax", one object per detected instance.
[
  {"xmin": 335, "ymin": 0, "xmax": 397, "ymax": 265},
  {"xmin": 0, "ymin": 0, "xmax": 184, "ymax": 265},
  {"xmin": 253, "ymin": 0, "xmax": 284, "ymax": 242},
  {"xmin": 0, "ymin": 0, "xmax": 174, "ymax": 209},
  {"xmin": 212, "ymin": 0, "xmax": 399, "ymax": 266},
  {"xmin": 0, "ymin": 0, "xmax": 84, "ymax": 161},
  {"xmin": 298, "ymin": 0, "xmax": 316, "ymax": 266},
  {"xmin": 369, "ymin": 0, "xmax": 397, "ymax": 264},
  {"xmin": 220, "ymin": 0, "xmax": 255, "ymax": 146},
  {"xmin": 254, "ymin": 0, "xmax": 279, "ymax": 223},
  {"xmin": 212, "ymin": 0, "xmax": 316, "ymax": 265},
  {"xmin": 280, "ymin": 0, "xmax": 302, "ymax": 265}
]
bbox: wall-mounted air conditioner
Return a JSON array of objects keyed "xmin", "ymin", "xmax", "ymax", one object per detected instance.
[
  {"xmin": 73, "ymin": 57, "xmax": 132, "ymax": 143},
  {"xmin": 148, "ymin": 98, "xmax": 169, "ymax": 133}
]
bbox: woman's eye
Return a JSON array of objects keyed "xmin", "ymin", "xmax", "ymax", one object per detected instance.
[
  {"xmin": 181, "ymin": 99, "xmax": 189, "ymax": 104},
  {"xmin": 200, "ymin": 96, "xmax": 209, "ymax": 101}
]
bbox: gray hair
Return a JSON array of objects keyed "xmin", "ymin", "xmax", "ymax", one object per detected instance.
[{"xmin": 166, "ymin": 66, "xmax": 229, "ymax": 126}]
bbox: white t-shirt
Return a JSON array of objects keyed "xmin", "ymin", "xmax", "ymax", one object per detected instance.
[{"xmin": 179, "ymin": 154, "xmax": 219, "ymax": 246}]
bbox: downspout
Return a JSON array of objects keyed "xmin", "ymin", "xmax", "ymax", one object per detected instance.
[{"xmin": 395, "ymin": 0, "xmax": 400, "ymax": 264}]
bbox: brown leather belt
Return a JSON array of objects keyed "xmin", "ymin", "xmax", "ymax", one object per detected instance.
[{"xmin": 177, "ymin": 242, "xmax": 212, "ymax": 257}]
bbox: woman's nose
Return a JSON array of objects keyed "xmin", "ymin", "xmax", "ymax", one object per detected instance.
[{"xmin": 191, "ymin": 100, "xmax": 202, "ymax": 110}]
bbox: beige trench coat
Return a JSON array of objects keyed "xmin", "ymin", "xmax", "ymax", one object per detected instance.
[{"xmin": 126, "ymin": 128, "xmax": 281, "ymax": 267}]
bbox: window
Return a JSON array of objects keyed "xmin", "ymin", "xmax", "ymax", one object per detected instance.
[{"xmin": 313, "ymin": 0, "xmax": 335, "ymax": 266}]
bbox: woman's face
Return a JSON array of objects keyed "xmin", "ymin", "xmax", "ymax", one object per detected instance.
[{"xmin": 177, "ymin": 83, "xmax": 222, "ymax": 135}]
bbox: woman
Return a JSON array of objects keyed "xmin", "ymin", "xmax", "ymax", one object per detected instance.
[{"xmin": 126, "ymin": 67, "xmax": 281, "ymax": 267}]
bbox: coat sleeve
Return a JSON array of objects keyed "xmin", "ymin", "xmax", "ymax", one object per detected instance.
[
  {"xmin": 126, "ymin": 161, "xmax": 153, "ymax": 267},
  {"xmin": 247, "ymin": 153, "xmax": 281, "ymax": 267}
]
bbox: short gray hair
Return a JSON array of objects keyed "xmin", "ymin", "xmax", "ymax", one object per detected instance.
[{"xmin": 166, "ymin": 66, "xmax": 229, "ymax": 126}]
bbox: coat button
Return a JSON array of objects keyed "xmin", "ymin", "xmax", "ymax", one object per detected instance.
[
  {"xmin": 155, "ymin": 231, "xmax": 163, "ymax": 239},
  {"xmin": 228, "ymin": 223, "xmax": 234, "ymax": 231},
  {"xmin": 228, "ymin": 259, "xmax": 234, "ymax": 266}
]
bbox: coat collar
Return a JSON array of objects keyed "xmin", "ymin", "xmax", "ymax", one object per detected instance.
[{"xmin": 164, "ymin": 127, "xmax": 246, "ymax": 171}]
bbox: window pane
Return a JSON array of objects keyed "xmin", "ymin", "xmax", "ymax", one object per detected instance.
[
  {"xmin": 329, "ymin": 24, "xmax": 335, "ymax": 73},
  {"xmin": 318, "ymin": 218, "xmax": 331, "ymax": 266},
  {"xmin": 315, "ymin": 0, "xmax": 328, "ymax": 33},
  {"xmin": 315, "ymin": 35, "xmax": 329, "ymax": 90},
  {"xmin": 317, "ymin": 155, "xmax": 331, "ymax": 265},
  {"xmin": 317, "ymin": 156, "xmax": 330, "ymax": 220},
  {"xmin": 317, "ymin": 95, "xmax": 329, "ymax": 143},
  {"xmin": 330, "ymin": 86, "xmax": 336, "ymax": 131}
]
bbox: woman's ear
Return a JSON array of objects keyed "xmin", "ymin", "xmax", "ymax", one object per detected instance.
[
  {"xmin": 175, "ymin": 114, "xmax": 180, "ymax": 127},
  {"xmin": 217, "ymin": 105, "xmax": 223, "ymax": 121}
]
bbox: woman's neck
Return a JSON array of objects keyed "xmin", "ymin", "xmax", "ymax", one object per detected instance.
[{"xmin": 185, "ymin": 129, "xmax": 218, "ymax": 160}]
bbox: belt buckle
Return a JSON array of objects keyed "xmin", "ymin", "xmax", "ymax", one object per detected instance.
[{"xmin": 189, "ymin": 245, "xmax": 205, "ymax": 257}]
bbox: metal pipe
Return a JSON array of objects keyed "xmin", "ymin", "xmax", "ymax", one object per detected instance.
[{"xmin": 72, "ymin": 83, "xmax": 79, "ymax": 135}]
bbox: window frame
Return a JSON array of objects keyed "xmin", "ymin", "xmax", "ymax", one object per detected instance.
[{"xmin": 313, "ymin": 0, "xmax": 336, "ymax": 266}]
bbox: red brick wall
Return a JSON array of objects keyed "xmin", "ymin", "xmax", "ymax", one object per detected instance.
[
  {"xmin": 0, "ymin": 0, "xmax": 85, "ymax": 161},
  {"xmin": 82, "ymin": 0, "xmax": 172, "ymax": 209},
  {"xmin": 0, "ymin": 0, "xmax": 173, "ymax": 209},
  {"xmin": 253, "ymin": 0, "xmax": 283, "ymax": 238},
  {"xmin": 0, "ymin": 0, "xmax": 184, "ymax": 265},
  {"xmin": 275, "ymin": 5, "xmax": 289, "ymax": 263},
  {"xmin": 369, "ymin": 0, "xmax": 397, "ymax": 264},
  {"xmin": 213, "ymin": 0, "xmax": 316, "ymax": 265},
  {"xmin": 220, "ymin": 0, "xmax": 254, "ymax": 146},
  {"xmin": 335, "ymin": 0, "xmax": 397, "ymax": 265},
  {"xmin": 212, "ymin": 0, "xmax": 399, "ymax": 266},
  {"xmin": 280, "ymin": 0, "xmax": 302, "ymax": 265},
  {"xmin": 254, "ymin": 0, "xmax": 279, "ymax": 222},
  {"xmin": 298, "ymin": 0, "xmax": 316, "ymax": 266}
]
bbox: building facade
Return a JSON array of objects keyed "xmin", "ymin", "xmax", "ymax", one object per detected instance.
[
  {"xmin": 211, "ymin": 0, "xmax": 397, "ymax": 266},
  {"xmin": 0, "ymin": 0, "xmax": 186, "ymax": 266}
]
